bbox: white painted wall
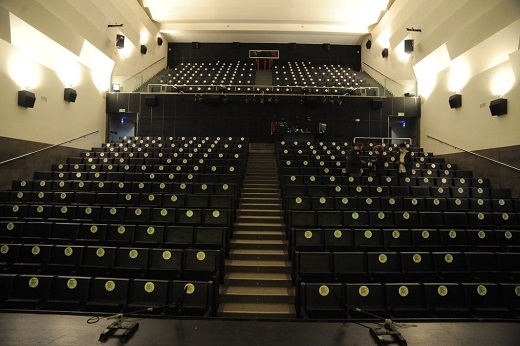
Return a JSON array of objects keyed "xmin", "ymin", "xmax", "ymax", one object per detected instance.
[
  {"xmin": 0, "ymin": 37, "xmax": 105, "ymax": 149},
  {"xmin": 0, "ymin": 0, "xmax": 167, "ymax": 149},
  {"xmin": 362, "ymin": 0, "xmax": 520, "ymax": 155}
]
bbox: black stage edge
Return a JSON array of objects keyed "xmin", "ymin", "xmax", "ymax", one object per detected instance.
[{"xmin": 1, "ymin": 313, "xmax": 520, "ymax": 345}]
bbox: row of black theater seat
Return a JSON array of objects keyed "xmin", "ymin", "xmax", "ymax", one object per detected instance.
[
  {"xmin": 282, "ymin": 175, "xmax": 486, "ymax": 187},
  {"xmin": 280, "ymin": 162, "xmax": 454, "ymax": 174},
  {"xmin": 284, "ymin": 196, "xmax": 517, "ymax": 211},
  {"xmin": 91, "ymin": 144, "xmax": 248, "ymax": 151},
  {"xmin": 0, "ymin": 244, "xmax": 220, "ymax": 281},
  {"xmin": 1, "ymin": 192, "xmax": 234, "ymax": 209},
  {"xmin": 90, "ymin": 146, "xmax": 247, "ymax": 153},
  {"xmin": 112, "ymin": 135, "xmax": 249, "ymax": 142},
  {"xmin": 7, "ymin": 181, "xmax": 240, "ymax": 197},
  {"xmin": 109, "ymin": 137, "xmax": 249, "ymax": 147},
  {"xmin": 282, "ymin": 167, "xmax": 476, "ymax": 177},
  {"xmin": 288, "ymin": 210, "xmax": 519, "ymax": 230},
  {"xmin": 0, "ymin": 204, "xmax": 231, "ymax": 225},
  {"xmin": 295, "ymin": 251, "xmax": 520, "ymax": 284},
  {"xmin": 298, "ymin": 281, "xmax": 520, "ymax": 319},
  {"xmin": 0, "ymin": 274, "xmax": 215, "ymax": 316},
  {"xmin": 63, "ymin": 158, "xmax": 246, "ymax": 166},
  {"xmin": 0, "ymin": 222, "xmax": 227, "ymax": 249},
  {"xmin": 290, "ymin": 228, "xmax": 520, "ymax": 253},
  {"xmin": 76, "ymin": 152, "xmax": 247, "ymax": 161},
  {"xmin": 283, "ymin": 186, "xmax": 508, "ymax": 200},
  {"xmin": 101, "ymin": 140, "xmax": 247, "ymax": 146},
  {"xmin": 278, "ymin": 154, "xmax": 439, "ymax": 165},
  {"xmin": 39, "ymin": 164, "xmax": 244, "ymax": 177}
]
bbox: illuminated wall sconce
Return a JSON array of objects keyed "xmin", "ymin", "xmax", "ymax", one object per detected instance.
[
  {"xmin": 140, "ymin": 45, "xmax": 147, "ymax": 54},
  {"xmin": 18, "ymin": 90, "xmax": 36, "ymax": 108},
  {"xmin": 489, "ymin": 98, "xmax": 507, "ymax": 116},
  {"xmin": 116, "ymin": 34, "xmax": 125, "ymax": 49},
  {"xmin": 381, "ymin": 48, "xmax": 389, "ymax": 58},
  {"xmin": 64, "ymin": 88, "xmax": 77, "ymax": 102},
  {"xmin": 112, "ymin": 84, "xmax": 121, "ymax": 92},
  {"xmin": 448, "ymin": 94, "xmax": 462, "ymax": 109}
]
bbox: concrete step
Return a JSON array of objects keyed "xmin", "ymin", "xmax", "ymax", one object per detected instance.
[
  {"xmin": 220, "ymin": 286, "xmax": 295, "ymax": 304},
  {"xmin": 236, "ymin": 209, "xmax": 284, "ymax": 217},
  {"xmin": 217, "ymin": 302, "xmax": 295, "ymax": 319},
  {"xmin": 241, "ymin": 188, "xmax": 280, "ymax": 194},
  {"xmin": 244, "ymin": 176, "xmax": 278, "ymax": 181},
  {"xmin": 230, "ymin": 239, "xmax": 287, "ymax": 250},
  {"xmin": 239, "ymin": 203, "xmax": 282, "ymax": 210},
  {"xmin": 241, "ymin": 193, "xmax": 280, "ymax": 199},
  {"xmin": 236, "ymin": 215, "xmax": 284, "ymax": 224},
  {"xmin": 241, "ymin": 183, "xmax": 279, "ymax": 189},
  {"xmin": 228, "ymin": 249, "xmax": 288, "ymax": 261},
  {"xmin": 225, "ymin": 259, "xmax": 292, "ymax": 273},
  {"xmin": 233, "ymin": 230, "xmax": 286, "ymax": 240},
  {"xmin": 239, "ymin": 197, "xmax": 282, "ymax": 204},
  {"xmin": 223, "ymin": 272, "xmax": 292, "ymax": 287},
  {"xmin": 245, "ymin": 173, "xmax": 277, "ymax": 177},
  {"xmin": 233, "ymin": 222, "xmax": 285, "ymax": 231}
]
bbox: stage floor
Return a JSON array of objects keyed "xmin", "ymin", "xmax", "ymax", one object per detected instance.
[{"xmin": 1, "ymin": 313, "xmax": 519, "ymax": 345}]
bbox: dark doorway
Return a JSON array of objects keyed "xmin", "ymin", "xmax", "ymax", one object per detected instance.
[
  {"xmin": 108, "ymin": 113, "xmax": 138, "ymax": 142},
  {"xmin": 388, "ymin": 116, "xmax": 419, "ymax": 146}
]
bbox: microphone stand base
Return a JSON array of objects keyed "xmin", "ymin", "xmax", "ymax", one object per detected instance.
[
  {"xmin": 99, "ymin": 321, "xmax": 139, "ymax": 343},
  {"xmin": 369, "ymin": 324, "xmax": 407, "ymax": 346}
]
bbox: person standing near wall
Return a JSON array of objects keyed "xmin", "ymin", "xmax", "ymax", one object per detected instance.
[
  {"xmin": 371, "ymin": 145, "xmax": 385, "ymax": 177},
  {"xmin": 396, "ymin": 142, "xmax": 412, "ymax": 176},
  {"xmin": 347, "ymin": 143, "xmax": 365, "ymax": 177}
]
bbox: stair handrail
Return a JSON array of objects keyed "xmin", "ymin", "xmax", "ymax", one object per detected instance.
[
  {"xmin": 427, "ymin": 135, "xmax": 520, "ymax": 172},
  {"xmin": 0, "ymin": 130, "xmax": 99, "ymax": 166}
]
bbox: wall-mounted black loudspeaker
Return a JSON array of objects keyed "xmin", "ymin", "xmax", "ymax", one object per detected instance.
[
  {"xmin": 145, "ymin": 95, "xmax": 158, "ymax": 107},
  {"xmin": 64, "ymin": 88, "xmax": 77, "ymax": 102},
  {"xmin": 192, "ymin": 42, "xmax": 200, "ymax": 49},
  {"xmin": 448, "ymin": 94, "xmax": 462, "ymax": 109},
  {"xmin": 366, "ymin": 39, "xmax": 372, "ymax": 49},
  {"xmin": 289, "ymin": 43, "xmax": 296, "ymax": 50},
  {"xmin": 116, "ymin": 34, "xmax": 125, "ymax": 49},
  {"xmin": 322, "ymin": 43, "xmax": 331, "ymax": 51},
  {"xmin": 404, "ymin": 39, "xmax": 414, "ymax": 53},
  {"xmin": 489, "ymin": 98, "xmax": 507, "ymax": 116},
  {"xmin": 381, "ymin": 48, "xmax": 389, "ymax": 58},
  {"xmin": 370, "ymin": 98, "xmax": 383, "ymax": 110},
  {"xmin": 140, "ymin": 45, "xmax": 147, "ymax": 54},
  {"xmin": 157, "ymin": 37, "xmax": 163, "ymax": 46},
  {"xmin": 18, "ymin": 90, "xmax": 36, "ymax": 108}
]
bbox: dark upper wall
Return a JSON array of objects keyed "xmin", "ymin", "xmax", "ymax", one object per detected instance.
[
  {"xmin": 167, "ymin": 43, "xmax": 361, "ymax": 70},
  {"xmin": 106, "ymin": 93, "xmax": 420, "ymax": 143}
]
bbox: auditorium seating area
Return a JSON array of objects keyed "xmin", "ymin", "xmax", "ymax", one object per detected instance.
[
  {"xmin": 1, "ymin": 136, "xmax": 519, "ymax": 322},
  {"xmin": 0, "ymin": 136, "xmax": 249, "ymax": 317},
  {"xmin": 147, "ymin": 62, "xmax": 256, "ymax": 92},
  {"xmin": 277, "ymin": 140, "xmax": 520, "ymax": 320},
  {"xmin": 143, "ymin": 61, "xmax": 382, "ymax": 96},
  {"xmin": 273, "ymin": 62, "xmax": 374, "ymax": 94}
]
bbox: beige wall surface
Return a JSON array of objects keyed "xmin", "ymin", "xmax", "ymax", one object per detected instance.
[{"xmin": 363, "ymin": 0, "xmax": 520, "ymax": 155}]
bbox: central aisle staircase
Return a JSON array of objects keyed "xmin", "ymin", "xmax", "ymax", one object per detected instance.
[{"xmin": 217, "ymin": 143, "xmax": 296, "ymax": 319}]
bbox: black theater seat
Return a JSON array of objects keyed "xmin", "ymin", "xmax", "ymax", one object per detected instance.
[{"xmin": 300, "ymin": 283, "xmax": 345, "ymax": 319}]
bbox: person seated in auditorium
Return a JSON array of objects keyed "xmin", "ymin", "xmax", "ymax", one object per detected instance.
[
  {"xmin": 370, "ymin": 145, "xmax": 385, "ymax": 177},
  {"xmin": 347, "ymin": 143, "xmax": 365, "ymax": 177},
  {"xmin": 395, "ymin": 142, "xmax": 413, "ymax": 176}
]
